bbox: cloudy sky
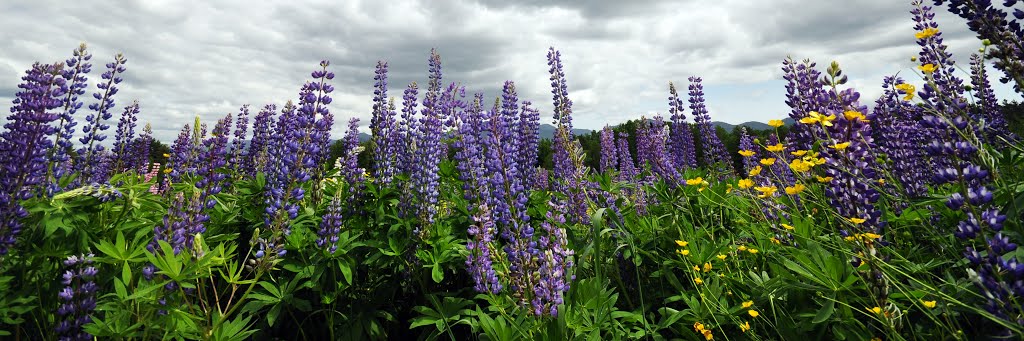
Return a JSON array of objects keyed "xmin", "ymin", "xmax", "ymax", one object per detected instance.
[{"xmin": 1, "ymin": 0, "xmax": 1020, "ymax": 142}]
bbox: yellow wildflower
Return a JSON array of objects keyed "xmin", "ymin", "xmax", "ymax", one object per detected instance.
[
  {"xmin": 749, "ymin": 166, "xmax": 762, "ymax": 177},
  {"xmin": 702, "ymin": 262, "xmax": 713, "ymax": 272},
  {"xmin": 768, "ymin": 119, "xmax": 785, "ymax": 127},
  {"xmin": 843, "ymin": 110, "xmax": 869, "ymax": 123},
  {"xmin": 693, "ymin": 265, "xmax": 701, "ymax": 272},
  {"xmin": 894, "ymin": 83, "xmax": 916, "ymax": 101},
  {"xmin": 919, "ymin": 63, "xmax": 937, "ymax": 73},
  {"xmin": 791, "ymin": 150, "xmax": 808, "ymax": 157},
  {"xmin": 162, "ymin": 153, "xmax": 171, "ymax": 158},
  {"xmin": 765, "ymin": 143, "xmax": 785, "ymax": 152},
  {"xmin": 686, "ymin": 177, "xmax": 706, "ymax": 186},
  {"xmin": 789, "ymin": 159, "xmax": 812, "ymax": 173},
  {"xmin": 849, "ymin": 217, "xmax": 867, "ymax": 225},
  {"xmin": 771, "ymin": 237, "xmax": 781, "ymax": 244},
  {"xmin": 922, "ymin": 300, "xmax": 937, "ymax": 309},
  {"xmin": 869, "ymin": 306, "xmax": 882, "ymax": 314},
  {"xmin": 740, "ymin": 321, "xmax": 751, "ymax": 332},
  {"xmin": 703, "ymin": 330, "xmax": 714, "ymax": 340},
  {"xmin": 748, "ymin": 310, "xmax": 760, "ymax": 318},
  {"xmin": 754, "ymin": 186, "xmax": 777, "ymax": 198},
  {"xmin": 748, "ymin": 248, "xmax": 759, "ymax": 254},
  {"xmin": 675, "ymin": 240, "xmax": 689, "ymax": 247},
  {"xmin": 878, "ymin": 178, "xmax": 886, "ymax": 185},
  {"xmin": 717, "ymin": 254, "xmax": 727, "ymax": 261},
  {"xmin": 738, "ymin": 149, "xmax": 756, "ymax": 157},
  {"xmin": 830, "ymin": 142, "xmax": 851, "ymax": 150},
  {"xmin": 760, "ymin": 158, "xmax": 776, "ymax": 166},
  {"xmin": 737, "ymin": 245, "xmax": 747, "ymax": 251},
  {"xmin": 163, "ymin": 167, "xmax": 173, "ymax": 174},
  {"xmin": 742, "ymin": 300, "xmax": 754, "ymax": 308},
  {"xmin": 738, "ymin": 178, "xmax": 754, "ymax": 189},
  {"xmin": 915, "ymin": 27, "xmax": 939, "ymax": 39},
  {"xmin": 694, "ymin": 277, "xmax": 704, "ymax": 285},
  {"xmin": 785, "ymin": 183, "xmax": 806, "ymax": 195},
  {"xmin": 781, "ymin": 223, "xmax": 795, "ymax": 230},
  {"xmin": 694, "ymin": 322, "xmax": 706, "ymax": 333},
  {"xmin": 679, "ymin": 249, "xmax": 690, "ymax": 256},
  {"xmin": 816, "ymin": 175, "xmax": 834, "ymax": 183}
]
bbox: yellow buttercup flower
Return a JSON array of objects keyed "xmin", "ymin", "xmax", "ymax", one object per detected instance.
[
  {"xmin": 686, "ymin": 177, "xmax": 707, "ymax": 186},
  {"xmin": 694, "ymin": 277, "xmax": 704, "ymax": 285},
  {"xmin": 816, "ymin": 176, "xmax": 834, "ymax": 183},
  {"xmin": 919, "ymin": 63, "xmax": 937, "ymax": 73},
  {"xmin": 748, "ymin": 248, "xmax": 759, "ymax": 254},
  {"xmin": 693, "ymin": 265, "xmax": 701, "ymax": 272},
  {"xmin": 765, "ymin": 143, "xmax": 785, "ymax": 152},
  {"xmin": 785, "ymin": 183, "xmax": 806, "ymax": 195},
  {"xmin": 768, "ymin": 119, "xmax": 784, "ymax": 128},
  {"xmin": 694, "ymin": 322, "xmax": 706, "ymax": 333},
  {"xmin": 868, "ymin": 306, "xmax": 882, "ymax": 314},
  {"xmin": 737, "ymin": 245, "xmax": 748, "ymax": 251},
  {"xmin": 843, "ymin": 110, "xmax": 869, "ymax": 123},
  {"xmin": 781, "ymin": 223, "xmax": 795, "ymax": 230},
  {"xmin": 830, "ymin": 142, "xmax": 851, "ymax": 150},
  {"xmin": 162, "ymin": 153, "xmax": 171, "ymax": 158},
  {"xmin": 679, "ymin": 249, "xmax": 690, "ymax": 256},
  {"xmin": 740, "ymin": 321, "xmax": 751, "ymax": 332},
  {"xmin": 862, "ymin": 232, "xmax": 881, "ymax": 239},
  {"xmin": 163, "ymin": 167, "xmax": 173, "ymax": 174},
  {"xmin": 915, "ymin": 27, "xmax": 939, "ymax": 39},
  {"xmin": 849, "ymin": 217, "xmax": 867, "ymax": 225},
  {"xmin": 742, "ymin": 300, "xmax": 754, "ymax": 308},
  {"xmin": 702, "ymin": 262, "xmax": 713, "ymax": 272},
  {"xmin": 922, "ymin": 300, "xmax": 937, "ymax": 309},
  {"xmin": 749, "ymin": 166, "xmax": 763, "ymax": 177},
  {"xmin": 759, "ymin": 158, "xmax": 776, "ymax": 166},
  {"xmin": 675, "ymin": 240, "xmax": 689, "ymax": 247},
  {"xmin": 717, "ymin": 254, "xmax": 727, "ymax": 260},
  {"xmin": 791, "ymin": 150, "xmax": 808, "ymax": 157},
  {"xmin": 894, "ymin": 83, "xmax": 916, "ymax": 101},
  {"xmin": 738, "ymin": 178, "xmax": 754, "ymax": 189},
  {"xmin": 738, "ymin": 149, "xmax": 756, "ymax": 157},
  {"xmin": 748, "ymin": 310, "xmax": 760, "ymax": 318},
  {"xmin": 703, "ymin": 330, "xmax": 714, "ymax": 340},
  {"xmin": 789, "ymin": 159, "xmax": 812, "ymax": 173},
  {"xmin": 754, "ymin": 186, "xmax": 777, "ymax": 198},
  {"xmin": 877, "ymin": 178, "xmax": 886, "ymax": 185}
]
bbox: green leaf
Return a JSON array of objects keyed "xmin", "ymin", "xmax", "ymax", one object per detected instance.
[
  {"xmin": 812, "ymin": 298, "xmax": 835, "ymax": 324},
  {"xmin": 431, "ymin": 262, "xmax": 444, "ymax": 283}
]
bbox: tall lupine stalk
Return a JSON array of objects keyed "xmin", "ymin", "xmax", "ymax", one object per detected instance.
[
  {"xmin": 688, "ymin": 77, "xmax": 733, "ymax": 177},
  {"xmin": 531, "ymin": 198, "xmax": 574, "ymax": 317},
  {"xmin": 547, "ymin": 47, "xmax": 589, "ymax": 226},
  {"xmin": 55, "ymin": 254, "xmax": 98, "ymax": 341},
  {"xmin": 229, "ymin": 104, "xmax": 250, "ymax": 173},
  {"xmin": 260, "ymin": 61, "xmax": 335, "ymax": 262},
  {"xmin": 244, "ymin": 104, "xmax": 276, "ymax": 177},
  {"xmin": 765, "ymin": 133, "xmax": 796, "ymax": 187},
  {"xmin": 133, "ymin": 123, "xmax": 153, "ymax": 174},
  {"xmin": 411, "ymin": 82, "xmax": 457, "ymax": 239},
  {"xmin": 934, "ymin": 0, "xmax": 1024, "ymax": 92},
  {"xmin": 873, "ymin": 76, "xmax": 930, "ymax": 200},
  {"xmin": 316, "ymin": 195, "xmax": 344, "ymax": 254},
  {"xmin": 48, "ymin": 44, "xmax": 91, "ymax": 195},
  {"xmin": 339, "ymin": 118, "xmax": 365, "ymax": 213},
  {"xmin": 782, "ymin": 57, "xmax": 827, "ymax": 151},
  {"xmin": 616, "ymin": 131, "xmax": 638, "ymax": 182},
  {"xmin": 913, "ymin": 2, "xmax": 1022, "ymax": 332},
  {"xmin": 599, "ymin": 126, "xmax": 617, "ymax": 174},
  {"xmin": 969, "ymin": 53, "xmax": 1016, "ymax": 144},
  {"xmin": 0, "ymin": 62, "xmax": 67, "ymax": 256},
  {"xmin": 167, "ymin": 124, "xmax": 195, "ymax": 183},
  {"xmin": 812, "ymin": 62, "xmax": 891, "ymax": 314},
  {"xmin": 483, "ymin": 81, "xmax": 528, "ymax": 228},
  {"xmin": 110, "ymin": 101, "xmax": 140, "ymax": 174},
  {"xmin": 738, "ymin": 127, "xmax": 757, "ymax": 174},
  {"xmin": 371, "ymin": 61, "xmax": 399, "ymax": 186},
  {"xmin": 638, "ymin": 116, "xmax": 683, "ymax": 186},
  {"xmin": 517, "ymin": 102, "xmax": 541, "ymax": 182},
  {"xmin": 77, "ymin": 54, "xmax": 127, "ymax": 185},
  {"xmin": 397, "ymin": 82, "xmax": 420, "ymax": 218},
  {"xmin": 668, "ymin": 82, "xmax": 697, "ymax": 170}
]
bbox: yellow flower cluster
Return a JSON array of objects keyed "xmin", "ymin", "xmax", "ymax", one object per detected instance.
[
  {"xmin": 894, "ymin": 83, "xmax": 915, "ymax": 101},
  {"xmin": 843, "ymin": 110, "xmax": 869, "ymax": 123},
  {"xmin": 738, "ymin": 178, "xmax": 754, "ymax": 189},
  {"xmin": 788, "ymin": 150, "xmax": 825, "ymax": 173},
  {"xmin": 738, "ymin": 149, "xmax": 756, "ymax": 157},
  {"xmin": 765, "ymin": 143, "xmax": 785, "ymax": 152},
  {"xmin": 915, "ymin": 27, "xmax": 939, "ymax": 39},
  {"xmin": 844, "ymin": 232, "xmax": 882, "ymax": 242},
  {"xmin": 748, "ymin": 166, "xmax": 762, "ymax": 177},
  {"xmin": 754, "ymin": 186, "xmax": 777, "ymax": 198},
  {"xmin": 784, "ymin": 183, "xmax": 806, "ymax": 195},
  {"xmin": 759, "ymin": 158, "xmax": 776, "ymax": 166},
  {"xmin": 675, "ymin": 240, "xmax": 690, "ymax": 256},
  {"xmin": 768, "ymin": 119, "xmax": 785, "ymax": 128},
  {"xmin": 694, "ymin": 322, "xmax": 714, "ymax": 340}
]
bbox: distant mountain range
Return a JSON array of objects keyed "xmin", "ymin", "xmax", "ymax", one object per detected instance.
[{"xmin": 354, "ymin": 118, "xmax": 795, "ymax": 142}]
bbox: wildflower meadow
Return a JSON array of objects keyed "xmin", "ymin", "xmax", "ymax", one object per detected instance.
[{"xmin": 3, "ymin": 1, "xmax": 1024, "ymax": 340}]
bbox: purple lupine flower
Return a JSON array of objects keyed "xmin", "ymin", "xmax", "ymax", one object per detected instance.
[
  {"xmin": 110, "ymin": 101, "xmax": 140, "ymax": 174},
  {"xmin": 0, "ymin": 62, "xmax": 67, "ymax": 255},
  {"xmin": 48, "ymin": 44, "xmax": 92, "ymax": 195},
  {"xmin": 547, "ymin": 47, "xmax": 590, "ymax": 225},
  {"xmin": 167, "ymin": 124, "xmax": 194, "ymax": 183},
  {"xmin": 599, "ymin": 126, "xmax": 617, "ymax": 174},
  {"xmin": 410, "ymin": 82, "xmax": 455, "ymax": 239},
  {"xmin": 533, "ymin": 167, "xmax": 550, "ymax": 191},
  {"xmin": 197, "ymin": 114, "xmax": 231, "ymax": 204},
  {"xmin": 934, "ymin": 0, "xmax": 1024, "ymax": 93},
  {"xmin": 466, "ymin": 202, "xmax": 502, "ymax": 294},
  {"xmin": 738, "ymin": 127, "xmax": 757, "ymax": 174},
  {"xmin": 316, "ymin": 195, "xmax": 344, "ymax": 254},
  {"xmin": 872, "ymin": 76, "xmax": 929, "ymax": 199},
  {"xmin": 453, "ymin": 93, "xmax": 488, "ymax": 203},
  {"xmin": 688, "ymin": 77, "xmax": 734, "ymax": 177},
  {"xmin": 668, "ymin": 82, "xmax": 697, "ymax": 170},
  {"xmin": 969, "ymin": 53, "xmax": 1016, "ymax": 144},
  {"xmin": 636, "ymin": 117, "xmax": 683, "ymax": 186},
  {"xmin": 55, "ymin": 253, "xmax": 98, "ymax": 341},
  {"xmin": 765, "ymin": 133, "xmax": 795, "ymax": 187},
  {"xmin": 517, "ymin": 102, "xmax": 541, "ymax": 182},
  {"xmin": 371, "ymin": 61, "xmax": 400, "ymax": 186},
  {"xmin": 782, "ymin": 57, "xmax": 827, "ymax": 151},
  {"xmin": 244, "ymin": 104, "xmax": 276, "ymax": 177},
  {"xmin": 481, "ymin": 81, "xmax": 530, "ymax": 229},
  {"xmin": 616, "ymin": 131, "xmax": 638, "ymax": 181},
  {"xmin": 340, "ymin": 118, "xmax": 365, "ymax": 201},
  {"xmin": 396, "ymin": 82, "xmax": 421, "ymax": 219},
  {"xmin": 531, "ymin": 198, "xmax": 575, "ymax": 317},
  {"xmin": 77, "ymin": 54, "xmax": 127, "ymax": 185},
  {"xmin": 229, "ymin": 104, "xmax": 250, "ymax": 173},
  {"xmin": 261, "ymin": 61, "xmax": 336, "ymax": 261},
  {"xmin": 133, "ymin": 123, "xmax": 153, "ymax": 174}
]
